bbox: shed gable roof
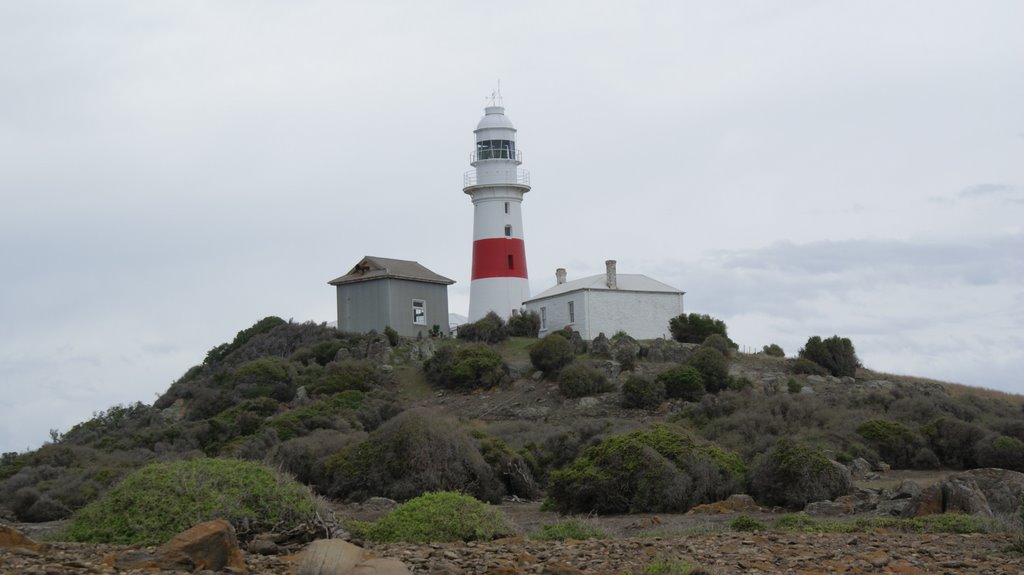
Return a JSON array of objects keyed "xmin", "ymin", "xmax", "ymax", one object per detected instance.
[
  {"xmin": 524, "ymin": 273, "xmax": 683, "ymax": 303},
  {"xmin": 328, "ymin": 256, "xmax": 455, "ymax": 286}
]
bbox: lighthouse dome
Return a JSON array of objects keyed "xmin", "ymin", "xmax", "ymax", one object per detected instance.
[{"xmin": 475, "ymin": 106, "xmax": 516, "ymax": 132}]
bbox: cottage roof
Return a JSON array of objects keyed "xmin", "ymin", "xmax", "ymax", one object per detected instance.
[
  {"xmin": 524, "ymin": 273, "xmax": 683, "ymax": 303},
  {"xmin": 328, "ymin": 256, "xmax": 455, "ymax": 286}
]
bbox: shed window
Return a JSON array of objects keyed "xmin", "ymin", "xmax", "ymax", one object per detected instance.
[
  {"xmin": 412, "ymin": 299, "xmax": 426, "ymax": 325},
  {"xmin": 568, "ymin": 301, "xmax": 575, "ymax": 323}
]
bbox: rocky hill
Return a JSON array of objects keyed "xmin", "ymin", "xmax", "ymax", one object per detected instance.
[{"xmin": 2, "ymin": 316, "xmax": 1023, "ymax": 530}]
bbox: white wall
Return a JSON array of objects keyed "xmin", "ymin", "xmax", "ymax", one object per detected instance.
[{"xmin": 528, "ymin": 289, "xmax": 683, "ymax": 340}]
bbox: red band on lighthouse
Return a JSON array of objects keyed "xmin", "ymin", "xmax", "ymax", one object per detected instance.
[{"xmin": 471, "ymin": 238, "xmax": 528, "ymax": 279}]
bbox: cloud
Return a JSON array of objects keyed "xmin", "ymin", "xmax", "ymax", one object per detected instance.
[
  {"xmin": 960, "ymin": 183, "xmax": 1024, "ymax": 204},
  {"xmin": 648, "ymin": 235, "xmax": 1024, "ymax": 392}
]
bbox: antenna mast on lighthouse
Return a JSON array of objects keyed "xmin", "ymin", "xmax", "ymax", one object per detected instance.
[{"xmin": 463, "ymin": 93, "xmax": 531, "ymax": 321}]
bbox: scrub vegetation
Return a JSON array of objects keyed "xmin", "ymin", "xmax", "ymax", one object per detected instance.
[{"xmin": 2, "ymin": 315, "xmax": 1022, "ymax": 545}]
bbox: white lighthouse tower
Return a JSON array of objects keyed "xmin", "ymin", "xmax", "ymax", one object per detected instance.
[{"xmin": 464, "ymin": 95, "xmax": 531, "ymax": 322}]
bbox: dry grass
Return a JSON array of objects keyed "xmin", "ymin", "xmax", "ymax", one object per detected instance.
[{"xmin": 859, "ymin": 367, "xmax": 1024, "ymax": 405}]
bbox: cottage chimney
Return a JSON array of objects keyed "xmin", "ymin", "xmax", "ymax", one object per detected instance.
[
  {"xmin": 605, "ymin": 260, "xmax": 617, "ymax": 289},
  {"xmin": 556, "ymin": 268, "xmax": 567, "ymax": 285}
]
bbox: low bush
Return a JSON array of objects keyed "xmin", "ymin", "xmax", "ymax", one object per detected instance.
[
  {"xmin": 687, "ymin": 347, "xmax": 729, "ymax": 394},
  {"xmin": 361, "ymin": 491, "xmax": 513, "ymax": 543},
  {"xmin": 204, "ymin": 316, "xmax": 288, "ymax": 365},
  {"xmin": 424, "ymin": 344, "xmax": 509, "ymax": 390},
  {"xmin": 701, "ymin": 333, "xmax": 734, "ymax": 356},
  {"xmin": 307, "ymin": 360, "xmax": 386, "ymax": 396},
  {"xmin": 787, "ymin": 378, "xmax": 803, "ymax": 394},
  {"xmin": 762, "ymin": 344, "xmax": 785, "ymax": 358},
  {"xmin": 547, "ymin": 425, "xmax": 746, "ymax": 514},
  {"xmin": 976, "ymin": 434, "xmax": 1024, "ymax": 471},
  {"xmin": 325, "ymin": 409, "xmax": 504, "ymax": 503},
  {"xmin": 728, "ymin": 515, "xmax": 766, "ymax": 532},
  {"xmin": 749, "ymin": 438, "xmax": 851, "ymax": 509},
  {"xmin": 383, "ymin": 325, "xmax": 400, "ymax": 347},
  {"xmin": 798, "ymin": 335, "xmax": 860, "ymax": 377},
  {"xmin": 457, "ymin": 312, "xmax": 509, "ymax": 344},
  {"xmin": 657, "ymin": 366, "xmax": 705, "ymax": 402},
  {"xmin": 61, "ymin": 458, "xmax": 321, "ymax": 545},
  {"xmin": 621, "ymin": 375, "xmax": 665, "ymax": 409},
  {"xmin": 530, "ymin": 519, "xmax": 606, "ymax": 540},
  {"xmin": 508, "ymin": 310, "xmax": 541, "ymax": 338},
  {"xmin": 558, "ymin": 363, "xmax": 613, "ymax": 398},
  {"xmin": 529, "ymin": 333, "xmax": 575, "ymax": 376},
  {"xmin": 922, "ymin": 417, "xmax": 987, "ymax": 469}
]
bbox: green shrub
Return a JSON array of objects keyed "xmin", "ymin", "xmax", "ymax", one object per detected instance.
[
  {"xmin": 657, "ymin": 366, "xmax": 705, "ymax": 402},
  {"xmin": 558, "ymin": 363, "xmax": 613, "ymax": 398},
  {"xmin": 383, "ymin": 326, "xmax": 400, "ymax": 347},
  {"xmin": 362, "ymin": 491, "xmax": 513, "ymax": 543},
  {"xmin": 232, "ymin": 357, "xmax": 294, "ymax": 400},
  {"xmin": 976, "ymin": 434, "xmax": 1024, "ymax": 470},
  {"xmin": 472, "ymin": 432, "xmax": 541, "ymax": 499},
  {"xmin": 763, "ymin": 344, "xmax": 785, "ymax": 357},
  {"xmin": 701, "ymin": 333, "xmax": 734, "ymax": 356},
  {"xmin": 325, "ymin": 409, "xmax": 503, "ymax": 503},
  {"xmin": 857, "ymin": 419, "xmax": 928, "ymax": 468},
  {"xmin": 530, "ymin": 518, "xmax": 606, "ymax": 540},
  {"xmin": 61, "ymin": 458, "xmax": 320, "ymax": 545},
  {"xmin": 687, "ymin": 347, "xmax": 729, "ymax": 394},
  {"xmin": 457, "ymin": 312, "xmax": 509, "ymax": 344},
  {"xmin": 547, "ymin": 425, "xmax": 746, "ymax": 514},
  {"xmin": 772, "ymin": 513, "xmax": 823, "ymax": 531},
  {"xmin": 307, "ymin": 360, "xmax": 384, "ymax": 396},
  {"xmin": 798, "ymin": 335, "xmax": 860, "ymax": 377},
  {"xmin": 621, "ymin": 375, "xmax": 665, "ymax": 409},
  {"xmin": 424, "ymin": 343, "xmax": 509, "ymax": 390},
  {"xmin": 728, "ymin": 515, "xmax": 766, "ymax": 532},
  {"xmin": 787, "ymin": 378, "xmax": 803, "ymax": 394},
  {"xmin": 749, "ymin": 438, "xmax": 851, "ymax": 509},
  {"xmin": 922, "ymin": 417, "xmax": 987, "ymax": 469},
  {"xmin": 668, "ymin": 313, "xmax": 731, "ymax": 345},
  {"xmin": 508, "ymin": 310, "xmax": 541, "ymax": 337},
  {"xmin": 529, "ymin": 333, "xmax": 576, "ymax": 376}
]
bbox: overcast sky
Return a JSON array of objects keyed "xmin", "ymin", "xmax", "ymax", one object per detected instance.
[{"xmin": 2, "ymin": 1, "xmax": 1022, "ymax": 454}]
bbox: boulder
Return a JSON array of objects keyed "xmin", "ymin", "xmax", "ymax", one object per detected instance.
[
  {"xmin": 687, "ymin": 494, "xmax": 762, "ymax": 515},
  {"xmin": 847, "ymin": 458, "xmax": 873, "ymax": 480},
  {"xmin": 590, "ymin": 333, "xmax": 611, "ymax": 357},
  {"xmin": 156, "ymin": 519, "xmax": 247, "ymax": 572},
  {"xmin": 299, "ymin": 539, "xmax": 366, "ymax": 575},
  {"xmin": 105, "ymin": 519, "xmax": 247, "ymax": 573},
  {"xmin": 956, "ymin": 468, "xmax": 1024, "ymax": 516},
  {"xmin": 901, "ymin": 484, "xmax": 944, "ymax": 518},
  {"xmin": 642, "ymin": 339, "xmax": 698, "ymax": 363},
  {"xmin": 942, "ymin": 476, "xmax": 992, "ymax": 517}
]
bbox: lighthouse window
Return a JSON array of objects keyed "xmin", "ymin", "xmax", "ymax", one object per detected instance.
[
  {"xmin": 412, "ymin": 299, "xmax": 426, "ymax": 325},
  {"xmin": 507, "ymin": 254, "xmax": 514, "ymax": 269},
  {"xmin": 504, "ymin": 225, "xmax": 512, "ymax": 237},
  {"xmin": 476, "ymin": 139, "xmax": 516, "ymax": 160},
  {"xmin": 504, "ymin": 202, "xmax": 509, "ymax": 214}
]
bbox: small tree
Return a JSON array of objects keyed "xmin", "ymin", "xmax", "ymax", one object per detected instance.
[
  {"xmin": 668, "ymin": 313, "xmax": 731, "ymax": 345},
  {"xmin": 507, "ymin": 310, "xmax": 541, "ymax": 338},
  {"xmin": 687, "ymin": 347, "xmax": 729, "ymax": 394},
  {"xmin": 621, "ymin": 375, "xmax": 665, "ymax": 409},
  {"xmin": 798, "ymin": 335, "xmax": 860, "ymax": 377},
  {"xmin": 701, "ymin": 333, "xmax": 734, "ymax": 356},
  {"xmin": 656, "ymin": 366, "xmax": 705, "ymax": 402},
  {"xmin": 529, "ymin": 333, "xmax": 575, "ymax": 376},
  {"xmin": 762, "ymin": 343, "xmax": 785, "ymax": 357}
]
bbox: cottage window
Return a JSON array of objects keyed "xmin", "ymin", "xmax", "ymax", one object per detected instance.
[
  {"xmin": 412, "ymin": 299, "xmax": 426, "ymax": 325},
  {"xmin": 540, "ymin": 307, "xmax": 547, "ymax": 330},
  {"xmin": 568, "ymin": 301, "xmax": 575, "ymax": 323}
]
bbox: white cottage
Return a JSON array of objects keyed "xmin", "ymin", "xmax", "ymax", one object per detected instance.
[{"xmin": 523, "ymin": 260, "xmax": 685, "ymax": 340}]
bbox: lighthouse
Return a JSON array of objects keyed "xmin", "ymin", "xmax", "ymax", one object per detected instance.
[{"xmin": 464, "ymin": 97, "xmax": 531, "ymax": 322}]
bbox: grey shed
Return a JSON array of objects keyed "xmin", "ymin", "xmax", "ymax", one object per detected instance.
[{"xmin": 328, "ymin": 256, "xmax": 455, "ymax": 338}]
